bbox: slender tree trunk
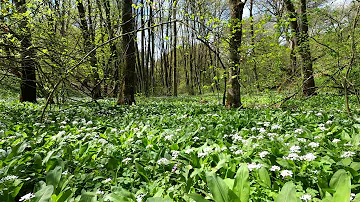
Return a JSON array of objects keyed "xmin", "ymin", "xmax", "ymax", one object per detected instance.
[
  {"xmin": 173, "ymin": 0, "xmax": 178, "ymax": 96},
  {"xmin": 226, "ymin": 0, "xmax": 246, "ymax": 108},
  {"xmin": 117, "ymin": 0, "xmax": 136, "ymax": 105},
  {"xmin": 249, "ymin": 0, "xmax": 260, "ymax": 91},
  {"xmin": 15, "ymin": 0, "xmax": 37, "ymax": 103}
]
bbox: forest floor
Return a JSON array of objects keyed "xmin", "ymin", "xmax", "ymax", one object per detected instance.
[{"xmin": 0, "ymin": 94, "xmax": 359, "ymax": 201}]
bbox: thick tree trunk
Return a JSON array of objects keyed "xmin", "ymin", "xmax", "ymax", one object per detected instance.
[
  {"xmin": 117, "ymin": 0, "xmax": 136, "ymax": 105},
  {"xmin": 15, "ymin": 0, "xmax": 37, "ymax": 103},
  {"xmin": 284, "ymin": 0, "xmax": 316, "ymax": 96},
  {"xmin": 226, "ymin": 0, "xmax": 246, "ymax": 108},
  {"xmin": 299, "ymin": 0, "xmax": 316, "ymax": 96}
]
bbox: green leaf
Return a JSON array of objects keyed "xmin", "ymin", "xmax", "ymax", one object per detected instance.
[
  {"xmin": 206, "ymin": 172, "xmax": 229, "ymax": 202},
  {"xmin": 146, "ymin": 197, "xmax": 172, "ymax": 202},
  {"xmin": 79, "ymin": 192, "xmax": 97, "ymax": 202},
  {"xmin": 233, "ymin": 163, "xmax": 250, "ymax": 202},
  {"xmin": 331, "ymin": 170, "xmax": 351, "ymax": 202},
  {"xmin": 34, "ymin": 185, "xmax": 54, "ymax": 202},
  {"xmin": 275, "ymin": 182, "xmax": 298, "ymax": 202},
  {"xmin": 258, "ymin": 167, "xmax": 271, "ymax": 188},
  {"xmin": 188, "ymin": 193, "xmax": 211, "ymax": 202},
  {"xmin": 46, "ymin": 166, "xmax": 62, "ymax": 189}
]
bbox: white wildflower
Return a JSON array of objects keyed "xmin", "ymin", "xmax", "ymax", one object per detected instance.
[
  {"xmin": 122, "ymin": 157, "xmax": 132, "ymax": 164},
  {"xmin": 193, "ymin": 136, "xmax": 200, "ymax": 141},
  {"xmin": 221, "ymin": 147, "xmax": 227, "ymax": 151},
  {"xmin": 263, "ymin": 122, "xmax": 270, "ymax": 127},
  {"xmin": 297, "ymin": 138, "xmax": 307, "ymax": 143},
  {"xmin": 300, "ymin": 194, "xmax": 312, "ymax": 201},
  {"xmin": 259, "ymin": 128, "xmax": 266, "ymax": 133},
  {"xmin": 86, "ymin": 121, "xmax": 93, "ymax": 125},
  {"xmin": 280, "ymin": 170, "xmax": 293, "ymax": 178},
  {"xmin": 172, "ymin": 151, "xmax": 180, "ymax": 160},
  {"xmin": 308, "ymin": 142, "xmax": 319, "ymax": 148},
  {"xmin": 259, "ymin": 151, "xmax": 269, "ymax": 158},
  {"xmin": 247, "ymin": 163, "xmax": 263, "ymax": 171},
  {"xmin": 157, "ymin": 158, "xmax": 169, "ymax": 165},
  {"xmin": 340, "ymin": 151, "xmax": 356, "ymax": 158},
  {"xmin": 294, "ymin": 128, "xmax": 303, "ymax": 134},
  {"xmin": 0, "ymin": 175, "xmax": 18, "ymax": 183},
  {"xmin": 19, "ymin": 193, "xmax": 35, "ymax": 201},
  {"xmin": 102, "ymin": 178, "xmax": 112, "ymax": 183},
  {"xmin": 350, "ymin": 193, "xmax": 356, "ymax": 201},
  {"xmin": 326, "ymin": 120, "xmax": 333, "ymax": 125},
  {"xmin": 229, "ymin": 146, "xmax": 237, "ymax": 151},
  {"xmin": 164, "ymin": 134, "xmax": 174, "ymax": 141},
  {"xmin": 271, "ymin": 124, "xmax": 281, "ymax": 130},
  {"xmin": 316, "ymin": 112, "xmax": 322, "ymax": 116},
  {"xmin": 185, "ymin": 148, "xmax": 194, "ymax": 154},
  {"xmin": 344, "ymin": 143, "xmax": 353, "ymax": 147},
  {"xmin": 284, "ymin": 153, "xmax": 299, "ymax": 160},
  {"xmin": 290, "ymin": 145, "xmax": 301, "ymax": 153},
  {"xmin": 146, "ymin": 144, "xmax": 153, "ymax": 149},
  {"xmin": 234, "ymin": 150, "xmax": 243, "ymax": 155},
  {"xmin": 300, "ymin": 153, "xmax": 316, "ymax": 161},
  {"xmin": 270, "ymin": 165, "xmax": 281, "ymax": 171},
  {"xmin": 198, "ymin": 152, "xmax": 208, "ymax": 158},
  {"xmin": 136, "ymin": 194, "xmax": 146, "ymax": 202},
  {"xmin": 96, "ymin": 190, "xmax": 104, "ymax": 195},
  {"xmin": 332, "ymin": 139, "xmax": 341, "ymax": 143}
]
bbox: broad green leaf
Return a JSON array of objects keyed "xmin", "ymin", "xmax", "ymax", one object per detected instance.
[
  {"xmin": 34, "ymin": 185, "xmax": 54, "ymax": 202},
  {"xmin": 206, "ymin": 172, "xmax": 229, "ymax": 202},
  {"xmin": 46, "ymin": 166, "xmax": 62, "ymax": 189},
  {"xmin": 146, "ymin": 197, "xmax": 172, "ymax": 202},
  {"xmin": 233, "ymin": 163, "xmax": 250, "ymax": 202},
  {"xmin": 258, "ymin": 167, "xmax": 271, "ymax": 187},
  {"xmin": 188, "ymin": 193, "xmax": 211, "ymax": 202},
  {"xmin": 79, "ymin": 192, "xmax": 97, "ymax": 202},
  {"xmin": 275, "ymin": 182, "xmax": 298, "ymax": 202},
  {"xmin": 331, "ymin": 170, "xmax": 351, "ymax": 202}
]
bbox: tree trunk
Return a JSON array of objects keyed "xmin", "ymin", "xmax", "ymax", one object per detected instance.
[
  {"xmin": 299, "ymin": 0, "xmax": 316, "ymax": 96},
  {"xmin": 173, "ymin": 0, "xmax": 178, "ymax": 96},
  {"xmin": 117, "ymin": 0, "xmax": 136, "ymax": 105},
  {"xmin": 15, "ymin": 0, "xmax": 37, "ymax": 103},
  {"xmin": 226, "ymin": 0, "xmax": 246, "ymax": 108}
]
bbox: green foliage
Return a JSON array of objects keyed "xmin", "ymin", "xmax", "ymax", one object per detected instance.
[{"xmin": 0, "ymin": 95, "xmax": 359, "ymax": 201}]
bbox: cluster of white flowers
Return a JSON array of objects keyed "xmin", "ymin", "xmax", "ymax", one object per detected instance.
[
  {"xmin": 19, "ymin": 192, "xmax": 35, "ymax": 201},
  {"xmin": 185, "ymin": 148, "xmax": 194, "ymax": 154},
  {"xmin": 350, "ymin": 193, "xmax": 356, "ymax": 201},
  {"xmin": 136, "ymin": 194, "xmax": 146, "ymax": 202},
  {"xmin": 270, "ymin": 165, "xmax": 281, "ymax": 171},
  {"xmin": 0, "ymin": 175, "xmax": 18, "ymax": 183},
  {"xmin": 332, "ymin": 139, "xmax": 341, "ymax": 143},
  {"xmin": 122, "ymin": 157, "xmax": 132, "ymax": 164},
  {"xmin": 102, "ymin": 178, "xmax": 112, "ymax": 183},
  {"xmin": 326, "ymin": 120, "xmax": 333, "ymax": 125},
  {"xmin": 284, "ymin": 153, "xmax": 299, "ymax": 160},
  {"xmin": 171, "ymin": 151, "xmax": 180, "ymax": 160},
  {"xmin": 290, "ymin": 145, "xmax": 301, "ymax": 153},
  {"xmin": 299, "ymin": 153, "xmax": 317, "ymax": 161},
  {"xmin": 308, "ymin": 142, "xmax": 320, "ymax": 148},
  {"xmin": 234, "ymin": 150, "xmax": 243, "ymax": 155},
  {"xmin": 96, "ymin": 190, "xmax": 104, "ymax": 195},
  {"xmin": 300, "ymin": 194, "xmax": 312, "ymax": 201},
  {"xmin": 247, "ymin": 163, "xmax": 263, "ymax": 171},
  {"xmin": 157, "ymin": 158, "xmax": 170, "ymax": 165},
  {"xmin": 340, "ymin": 151, "xmax": 356, "ymax": 158},
  {"xmin": 294, "ymin": 128, "xmax": 303, "ymax": 134},
  {"xmin": 280, "ymin": 170, "xmax": 293, "ymax": 178},
  {"xmin": 318, "ymin": 124, "xmax": 326, "ymax": 131},
  {"xmin": 344, "ymin": 143, "xmax": 353, "ymax": 147},
  {"xmin": 271, "ymin": 124, "xmax": 281, "ymax": 130},
  {"xmin": 164, "ymin": 134, "xmax": 174, "ymax": 141},
  {"xmin": 297, "ymin": 138, "xmax": 307, "ymax": 143},
  {"xmin": 259, "ymin": 151, "xmax": 269, "ymax": 159}
]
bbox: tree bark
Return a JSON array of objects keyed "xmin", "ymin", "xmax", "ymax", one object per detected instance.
[
  {"xmin": 15, "ymin": 0, "xmax": 37, "ymax": 103},
  {"xmin": 226, "ymin": 0, "xmax": 246, "ymax": 108},
  {"xmin": 173, "ymin": 0, "xmax": 178, "ymax": 96},
  {"xmin": 117, "ymin": 0, "xmax": 136, "ymax": 105}
]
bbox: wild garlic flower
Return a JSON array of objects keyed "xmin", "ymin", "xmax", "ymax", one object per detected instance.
[
  {"xmin": 0, "ymin": 175, "xmax": 18, "ymax": 183},
  {"xmin": 185, "ymin": 148, "xmax": 194, "ymax": 154},
  {"xmin": 164, "ymin": 134, "xmax": 174, "ymax": 141},
  {"xmin": 271, "ymin": 124, "xmax": 281, "ymax": 130},
  {"xmin": 308, "ymin": 142, "xmax": 320, "ymax": 148},
  {"xmin": 171, "ymin": 151, "xmax": 180, "ymax": 160},
  {"xmin": 332, "ymin": 139, "xmax": 341, "ymax": 143},
  {"xmin": 96, "ymin": 190, "xmax": 104, "ymax": 195},
  {"xmin": 350, "ymin": 193, "xmax": 356, "ymax": 201},
  {"xmin": 122, "ymin": 157, "xmax": 132, "ymax": 164},
  {"xmin": 300, "ymin": 194, "xmax": 312, "ymax": 201},
  {"xmin": 300, "ymin": 153, "xmax": 316, "ymax": 161},
  {"xmin": 340, "ymin": 151, "xmax": 356, "ymax": 158},
  {"xmin": 294, "ymin": 128, "xmax": 303, "ymax": 134},
  {"xmin": 247, "ymin": 163, "xmax": 263, "ymax": 171},
  {"xmin": 259, "ymin": 151, "xmax": 269, "ymax": 158},
  {"xmin": 326, "ymin": 120, "xmax": 333, "ymax": 125},
  {"xmin": 280, "ymin": 170, "xmax": 293, "ymax": 178},
  {"xmin": 297, "ymin": 138, "xmax": 307, "ymax": 143},
  {"xmin": 234, "ymin": 150, "xmax": 243, "ymax": 155},
  {"xmin": 102, "ymin": 178, "xmax": 112, "ymax": 183},
  {"xmin": 136, "ymin": 194, "xmax": 146, "ymax": 202},
  {"xmin": 19, "ymin": 193, "xmax": 35, "ymax": 201},
  {"xmin": 284, "ymin": 153, "xmax": 299, "ymax": 160},
  {"xmin": 290, "ymin": 145, "xmax": 301, "ymax": 153},
  {"xmin": 198, "ymin": 152, "xmax": 208, "ymax": 158},
  {"xmin": 270, "ymin": 165, "xmax": 281, "ymax": 171},
  {"xmin": 157, "ymin": 158, "xmax": 170, "ymax": 165},
  {"xmin": 259, "ymin": 128, "xmax": 266, "ymax": 133}
]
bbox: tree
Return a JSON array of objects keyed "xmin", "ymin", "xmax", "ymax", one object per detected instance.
[
  {"xmin": 117, "ymin": 0, "xmax": 136, "ymax": 105},
  {"xmin": 15, "ymin": 0, "xmax": 37, "ymax": 103},
  {"xmin": 284, "ymin": 0, "xmax": 316, "ymax": 96},
  {"xmin": 226, "ymin": 0, "xmax": 247, "ymax": 108}
]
